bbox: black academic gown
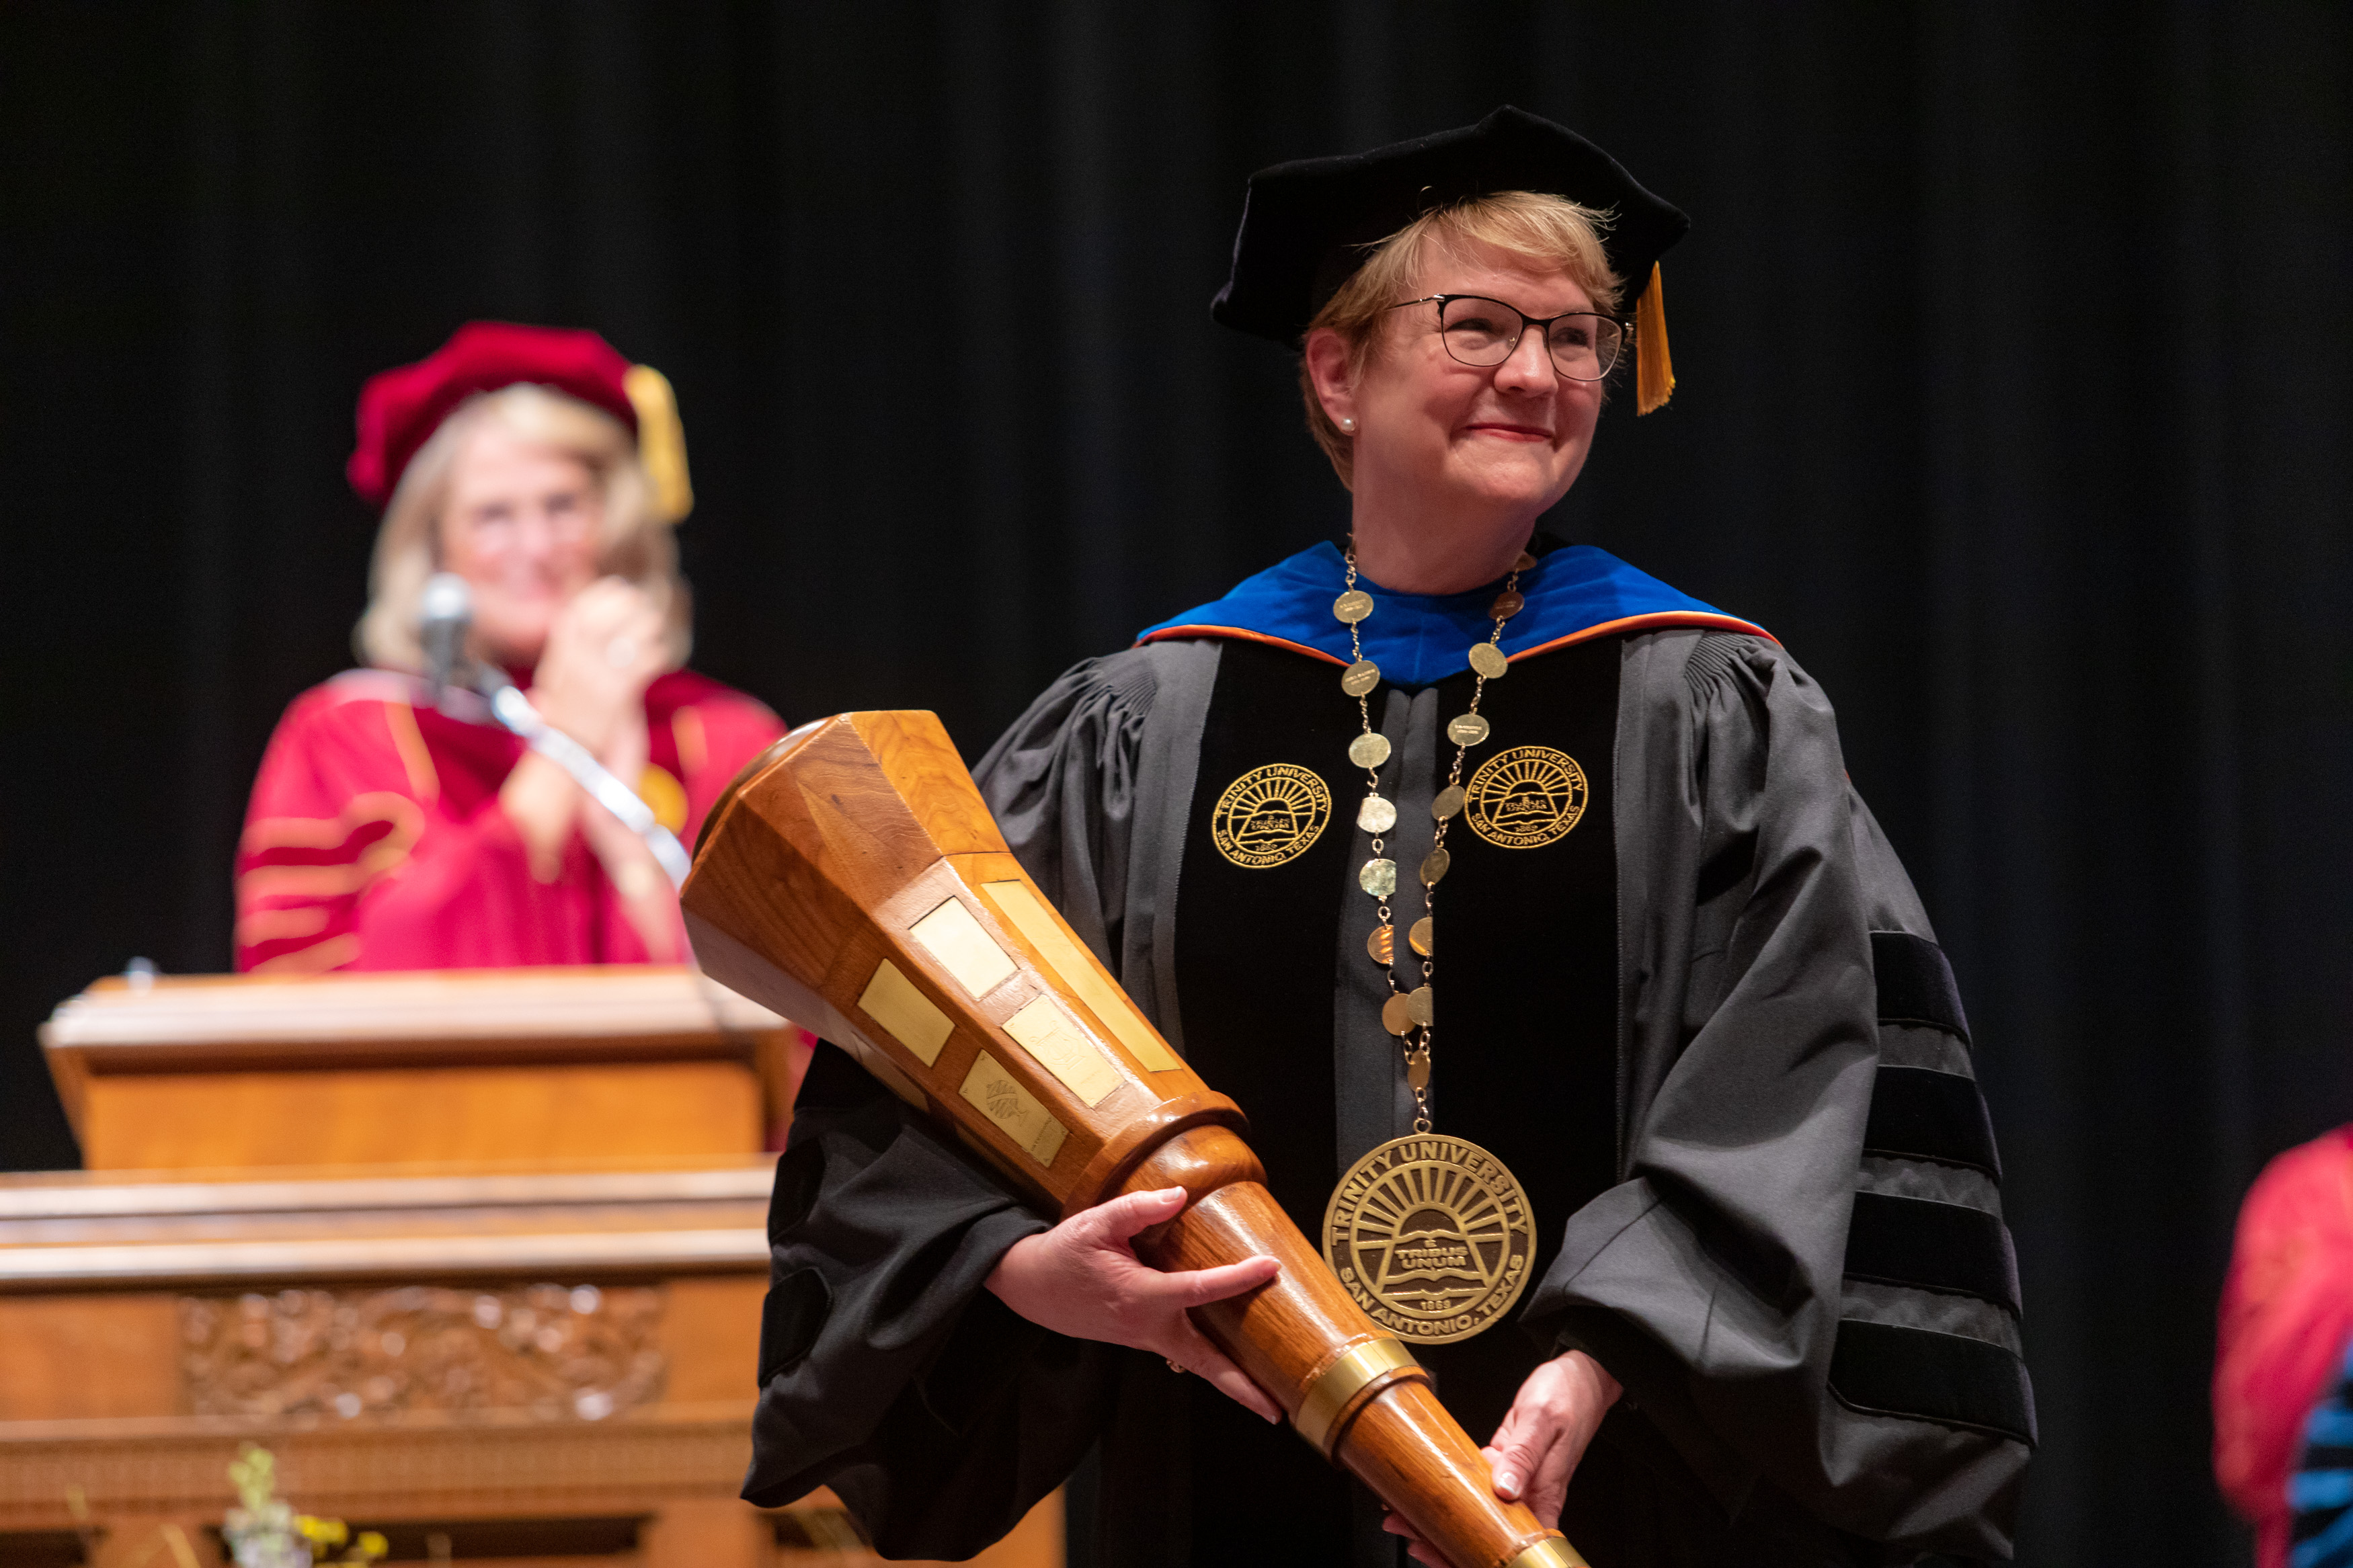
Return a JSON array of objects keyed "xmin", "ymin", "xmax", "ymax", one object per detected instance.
[{"xmin": 740, "ymin": 623, "xmax": 2034, "ymax": 1568}]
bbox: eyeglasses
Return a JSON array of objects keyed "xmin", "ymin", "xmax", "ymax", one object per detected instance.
[{"xmin": 1386, "ymin": 294, "xmax": 1626, "ymax": 382}]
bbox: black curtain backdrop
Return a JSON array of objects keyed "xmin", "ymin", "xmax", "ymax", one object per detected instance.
[{"xmin": 4, "ymin": 5, "xmax": 2348, "ymax": 1563}]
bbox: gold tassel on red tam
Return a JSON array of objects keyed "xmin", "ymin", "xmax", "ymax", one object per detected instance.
[
  {"xmin": 1634, "ymin": 263, "xmax": 1675, "ymax": 415},
  {"xmin": 625, "ymin": 364, "xmax": 695, "ymax": 523}
]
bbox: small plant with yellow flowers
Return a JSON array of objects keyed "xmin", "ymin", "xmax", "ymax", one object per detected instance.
[{"xmin": 224, "ymin": 1444, "xmax": 388, "ymax": 1568}]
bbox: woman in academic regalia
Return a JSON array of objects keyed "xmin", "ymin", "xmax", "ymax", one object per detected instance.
[
  {"xmin": 2217, "ymin": 1126, "xmax": 2353, "ymax": 1568},
  {"xmin": 236, "ymin": 323, "xmax": 784, "ymax": 973},
  {"xmin": 748, "ymin": 110, "xmax": 2032, "ymax": 1567}
]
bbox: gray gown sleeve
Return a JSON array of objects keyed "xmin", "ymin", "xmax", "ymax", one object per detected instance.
[
  {"xmin": 739, "ymin": 653, "xmax": 1167, "ymax": 1557},
  {"xmin": 1521, "ymin": 631, "xmax": 2030, "ymax": 1563}
]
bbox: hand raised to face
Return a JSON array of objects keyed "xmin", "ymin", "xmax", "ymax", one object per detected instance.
[{"xmin": 528, "ymin": 577, "xmax": 668, "ymax": 766}]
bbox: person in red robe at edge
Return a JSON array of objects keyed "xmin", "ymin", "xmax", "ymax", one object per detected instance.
[
  {"xmin": 2215, "ymin": 1126, "xmax": 2353, "ymax": 1567},
  {"xmin": 235, "ymin": 323, "xmax": 785, "ymax": 973}
]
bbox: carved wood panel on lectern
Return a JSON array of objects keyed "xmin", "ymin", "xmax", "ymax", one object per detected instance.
[{"xmin": 179, "ymin": 1284, "xmax": 667, "ymax": 1422}]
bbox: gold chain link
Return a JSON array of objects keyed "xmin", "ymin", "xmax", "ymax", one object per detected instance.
[{"xmin": 1342, "ymin": 540, "xmax": 1521, "ymax": 1135}]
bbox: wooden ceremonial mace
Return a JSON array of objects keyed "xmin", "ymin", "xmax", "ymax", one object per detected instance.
[{"xmin": 683, "ymin": 712, "xmax": 1584, "ymax": 1568}]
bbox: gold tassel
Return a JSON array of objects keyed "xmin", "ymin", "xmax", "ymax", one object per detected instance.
[
  {"xmin": 624, "ymin": 363, "xmax": 695, "ymax": 523},
  {"xmin": 1634, "ymin": 263, "xmax": 1675, "ymax": 415}
]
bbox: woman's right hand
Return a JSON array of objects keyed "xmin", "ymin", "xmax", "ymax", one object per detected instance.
[
  {"xmin": 985, "ymin": 1186, "xmax": 1285, "ymax": 1422},
  {"xmin": 528, "ymin": 577, "xmax": 667, "ymax": 764}
]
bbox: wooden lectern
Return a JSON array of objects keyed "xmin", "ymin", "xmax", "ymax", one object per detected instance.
[
  {"xmin": 1, "ymin": 968, "xmax": 1060, "ymax": 1568},
  {"xmin": 41, "ymin": 966, "xmax": 795, "ymax": 1171}
]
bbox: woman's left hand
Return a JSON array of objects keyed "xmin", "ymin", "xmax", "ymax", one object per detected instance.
[{"xmin": 1382, "ymin": 1349, "xmax": 1621, "ymax": 1567}]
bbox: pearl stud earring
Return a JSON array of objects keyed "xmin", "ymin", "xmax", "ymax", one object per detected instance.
[{"xmin": 1340, "ymin": 416, "xmax": 1357, "ymax": 433}]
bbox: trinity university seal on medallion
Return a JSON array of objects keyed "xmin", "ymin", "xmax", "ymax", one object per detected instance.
[
  {"xmin": 1320, "ymin": 1133, "xmax": 1536, "ymax": 1344},
  {"xmin": 1210, "ymin": 764, "xmax": 1332, "ymax": 868},
  {"xmin": 1464, "ymin": 746, "xmax": 1587, "ymax": 850}
]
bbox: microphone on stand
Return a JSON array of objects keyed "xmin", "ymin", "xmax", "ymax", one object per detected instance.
[{"xmin": 420, "ymin": 572, "xmax": 474, "ymax": 704}]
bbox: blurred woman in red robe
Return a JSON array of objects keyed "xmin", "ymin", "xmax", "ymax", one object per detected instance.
[
  {"xmin": 2216, "ymin": 1126, "xmax": 2353, "ymax": 1568},
  {"xmin": 235, "ymin": 323, "xmax": 785, "ymax": 973}
]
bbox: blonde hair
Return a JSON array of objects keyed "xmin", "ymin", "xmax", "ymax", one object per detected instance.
[
  {"xmin": 1300, "ymin": 191, "xmax": 1625, "ymax": 488},
  {"xmin": 355, "ymin": 382, "xmax": 691, "ymax": 671}
]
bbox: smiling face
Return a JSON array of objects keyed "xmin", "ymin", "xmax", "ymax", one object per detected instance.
[
  {"xmin": 437, "ymin": 423, "xmax": 606, "ymax": 668},
  {"xmin": 1314, "ymin": 240, "xmax": 1607, "ymax": 528}
]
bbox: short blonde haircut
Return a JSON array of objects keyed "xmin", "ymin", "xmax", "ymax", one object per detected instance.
[
  {"xmin": 1300, "ymin": 191, "xmax": 1624, "ymax": 489},
  {"xmin": 355, "ymin": 383, "xmax": 692, "ymax": 672}
]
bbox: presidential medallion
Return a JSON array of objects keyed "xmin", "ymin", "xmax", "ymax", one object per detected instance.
[
  {"xmin": 1209, "ymin": 764, "xmax": 1332, "ymax": 868},
  {"xmin": 1464, "ymin": 746, "xmax": 1588, "ymax": 850},
  {"xmin": 1321, "ymin": 1133, "xmax": 1536, "ymax": 1344}
]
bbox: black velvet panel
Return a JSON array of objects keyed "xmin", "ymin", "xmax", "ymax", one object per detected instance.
[
  {"xmin": 1171, "ymin": 636, "xmax": 1623, "ymax": 1563},
  {"xmin": 1829, "ymin": 1319, "xmax": 2038, "ymax": 1447},
  {"xmin": 1844, "ymin": 1192, "xmax": 2021, "ymax": 1314},
  {"xmin": 758, "ymin": 1266, "xmax": 832, "ymax": 1387},
  {"xmin": 1171, "ymin": 638, "xmax": 1363, "ymax": 1563},
  {"xmin": 1418, "ymin": 637, "xmax": 1622, "ymax": 1440},
  {"xmin": 1862, "ymin": 1065, "xmax": 2003, "ymax": 1180},
  {"xmin": 1173, "ymin": 638, "xmax": 1359, "ymax": 1244},
  {"xmin": 1869, "ymin": 930, "xmax": 1970, "ymax": 1044}
]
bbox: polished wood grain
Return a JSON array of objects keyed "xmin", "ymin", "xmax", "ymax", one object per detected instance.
[
  {"xmin": 0, "ymin": 1161, "xmax": 770, "ymax": 1563},
  {"xmin": 684, "ymin": 711, "xmax": 1574, "ymax": 1568},
  {"xmin": 686, "ymin": 713, "xmax": 1223, "ymax": 1212},
  {"xmin": 0, "ymin": 1163, "xmax": 770, "ymax": 1306},
  {"xmin": 11, "ymin": 951, "xmax": 1058, "ymax": 1568},
  {"xmin": 0, "ymin": 1161, "xmax": 1078, "ymax": 1568},
  {"xmin": 0, "ymin": 1164, "xmax": 778, "ymax": 1221},
  {"xmin": 46, "ymin": 966, "xmax": 789, "ymax": 1070},
  {"xmin": 79, "ymin": 1061, "xmax": 764, "ymax": 1172},
  {"xmin": 0, "ymin": 1294, "xmax": 181, "ymax": 1421},
  {"xmin": 0, "ymin": 1403, "xmax": 1062, "ymax": 1568},
  {"xmin": 41, "ymin": 967, "xmax": 793, "ymax": 1172}
]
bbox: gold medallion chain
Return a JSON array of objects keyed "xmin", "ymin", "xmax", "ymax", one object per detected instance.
[
  {"xmin": 1332, "ymin": 540, "xmax": 1532, "ymax": 1133},
  {"xmin": 1320, "ymin": 540, "xmax": 1542, "ymax": 1346}
]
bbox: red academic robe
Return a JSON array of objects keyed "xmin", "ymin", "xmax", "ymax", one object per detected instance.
[
  {"xmin": 235, "ymin": 667, "xmax": 785, "ymax": 973},
  {"xmin": 2215, "ymin": 1126, "xmax": 2353, "ymax": 1568}
]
